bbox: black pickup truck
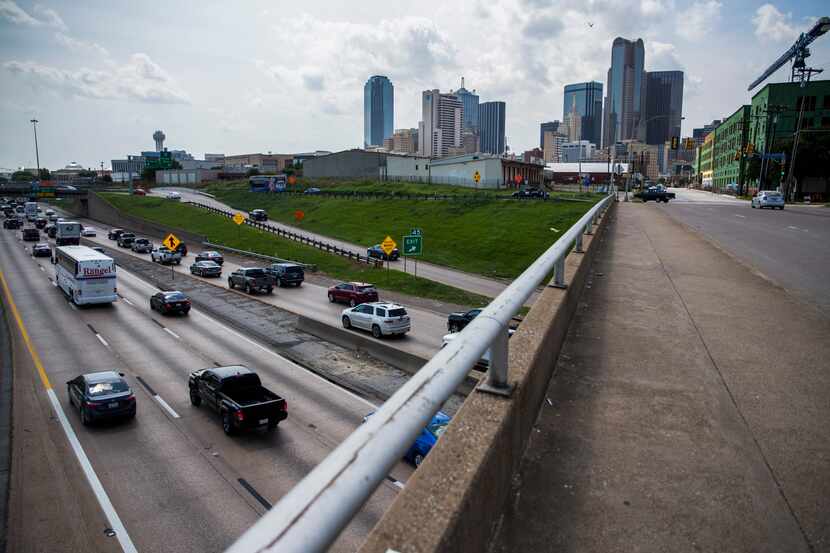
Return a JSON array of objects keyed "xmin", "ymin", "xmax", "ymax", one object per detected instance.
[
  {"xmin": 636, "ymin": 186, "xmax": 676, "ymax": 203},
  {"xmin": 189, "ymin": 365, "xmax": 287, "ymax": 435},
  {"xmin": 228, "ymin": 267, "xmax": 275, "ymax": 294}
]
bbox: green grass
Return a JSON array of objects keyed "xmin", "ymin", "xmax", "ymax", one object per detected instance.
[
  {"xmin": 203, "ymin": 181, "xmax": 599, "ymax": 279},
  {"xmin": 100, "ymin": 193, "xmax": 492, "ymax": 307}
]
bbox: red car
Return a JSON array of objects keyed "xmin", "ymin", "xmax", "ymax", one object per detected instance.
[
  {"xmin": 327, "ymin": 282, "xmax": 379, "ymax": 307},
  {"xmin": 133, "ymin": 188, "xmax": 147, "ymax": 196}
]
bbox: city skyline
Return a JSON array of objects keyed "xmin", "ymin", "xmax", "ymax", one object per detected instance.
[{"xmin": 1, "ymin": 0, "xmax": 828, "ymax": 169}]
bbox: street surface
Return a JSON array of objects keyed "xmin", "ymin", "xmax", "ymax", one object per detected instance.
[
  {"xmin": 0, "ymin": 225, "xmax": 409, "ymax": 552},
  {"xmin": 665, "ymin": 187, "xmax": 830, "ymax": 315},
  {"xmin": 495, "ymin": 202, "xmax": 830, "ymax": 553}
]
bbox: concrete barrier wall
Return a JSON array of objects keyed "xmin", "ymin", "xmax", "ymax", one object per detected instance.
[{"xmin": 359, "ymin": 200, "xmax": 616, "ymax": 553}]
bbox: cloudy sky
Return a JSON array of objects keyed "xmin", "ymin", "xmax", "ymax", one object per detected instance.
[{"xmin": 1, "ymin": 0, "xmax": 827, "ymax": 170}]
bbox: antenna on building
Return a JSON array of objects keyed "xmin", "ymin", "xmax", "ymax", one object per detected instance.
[{"xmin": 461, "ymin": 76, "xmax": 465, "ymax": 89}]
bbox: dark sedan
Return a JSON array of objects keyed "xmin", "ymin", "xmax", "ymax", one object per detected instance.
[
  {"xmin": 150, "ymin": 291, "xmax": 191, "ymax": 315},
  {"xmin": 447, "ymin": 308, "xmax": 482, "ymax": 332},
  {"xmin": 108, "ymin": 228, "xmax": 125, "ymax": 240},
  {"xmin": 250, "ymin": 209, "xmax": 268, "ymax": 221},
  {"xmin": 67, "ymin": 371, "xmax": 136, "ymax": 425},
  {"xmin": 22, "ymin": 227, "xmax": 40, "ymax": 241},
  {"xmin": 3, "ymin": 218, "xmax": 22, "ymax": 229},
  {"xmin": 195, "ymin": 250, "xmax": 224, "ymax": 265},
  {"xmin": 32, "ymin": 243, "xmax": 51, "ymax": 257},
  {"xmin": 190, "ymin": 260, "xmax": 222, "ymax": 277},
  {"xmin": 34, "ymin": 217, "xmax": 48, "ymax": 229},
  {"xmin": 117, "ymin": 232, "xmax": 136, "ymax": 247},
  {"xmin": 367, "ymin": 244, "xmax": 399, "ymax": 261}
]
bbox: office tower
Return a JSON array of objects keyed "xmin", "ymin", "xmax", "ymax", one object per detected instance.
[
  {"xmin": 540, "ymin": 121, "xmax": 559, "ymax": 149},
  {"xmin": 643, "ymin": 71, "xmax": 684, "ymax": 144},
  {"xmin": 543, "ymin": 131, "xmax": 567, "ymax": 162},
  {"xmin": 479, "ymin": 101, "xmax": 506, "ymax": 155},
  {"xmin": 603, "ymin": 37, "xmax": 645, "ymax": 147},
  {"xmin": 454, "ymin": 77, "xmax": 480, "ymax": 131},
  {"xmin": 563, "ymin": 82, "xmax": 603, "ymax": 147},
  {"xmin": 693, "ymin": 120, "xmax": 721, "ymax": 145},
  {"xmin": 364, "ymin": 75, "xmax": 394, "ymax": 148},
  {"xmin": 390, "ymin": 128, "xmax": 419, "ymax": 154},
  {"xmin": 563, "ymin": 97, "xmax": 582, "ymax": 142},
  {"xmin": 418, "ymin": 90, "xmax": 463, "ymax": 157}
]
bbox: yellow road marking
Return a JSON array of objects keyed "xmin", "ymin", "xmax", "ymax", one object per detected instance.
[{"xmin": 0, "ymin": 270, "xmax": 52, "ymax": 389}]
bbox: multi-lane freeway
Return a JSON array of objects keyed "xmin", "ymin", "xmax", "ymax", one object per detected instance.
[{"xmin": 0, "ymin": 219, "xmax": 410, "ymax": 552}]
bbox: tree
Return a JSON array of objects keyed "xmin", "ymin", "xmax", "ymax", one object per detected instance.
[
  {"xmin": 141, "ymin": 167, "xmax": 158, "ymax": 182},
  {"xmin": 78, "ymin": 170, "xmax": 97, "ymax": 178},
  {"xmin": 12, "ymin": 170, "xmax": 35, "ymax": 181},
  {"xmin": 38, "ymin": 168, "xmax": 50, "ymax": 180},
  {"xmin": 102, "ymin": 174, "xmax": 113, "ymax": 183}
]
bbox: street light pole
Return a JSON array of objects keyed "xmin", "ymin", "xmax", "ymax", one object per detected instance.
[{"xmin": 30, "ymin": 118, "xmax": 41, "ymax": 179}]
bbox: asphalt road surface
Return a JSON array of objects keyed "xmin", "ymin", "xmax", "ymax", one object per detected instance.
[
  {"xmin": 664, "ymin": 188, "xmax": 830, "ymax": 315},
  {"xmin": 0, "ymin": 225, "xmax": 410, "ymax": 552}
]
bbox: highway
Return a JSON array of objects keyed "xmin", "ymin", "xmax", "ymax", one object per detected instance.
[
  {"xmin": 665, "ymin": 187, "xmax": 830, "ymax": 315},
  {"xmin": 0, "ymin": 223, "xmax": 410, "ymax": 552},
  {"xmin": 153, "ymin": 187, "xmax": 517, "ymax": 300}
]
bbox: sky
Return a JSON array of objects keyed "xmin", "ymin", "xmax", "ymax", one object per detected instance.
[{"xmin": 1, "ymin": 0, "xmax": 828, "ymax": 170}]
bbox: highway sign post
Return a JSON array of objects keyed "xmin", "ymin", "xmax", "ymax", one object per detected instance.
[
  {"xmin": 233, "ymin": 212, "xmax": 245, "ymax": 225},
  {"xmin": 402, "ymin": 234, "xmax": 422, "ymax": 277},
  {"xmin": 163, "ymin": 233, "xmax": 180, "ymax": 280},
  {"xmin": 381, "ymin": 236, "xmax": 396, "ymax": 281},
  {"xmin": 473, "ymin": 171, "xmax": 481, "ymax": 185}
]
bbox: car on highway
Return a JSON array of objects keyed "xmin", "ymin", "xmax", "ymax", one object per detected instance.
[
  {"xmin": 34, "ymin": 216, "xmax": 48, "ymax": 229},
  {"xmin": 173, "ymin": 242, "xmax": 188, "ymax": 256},
  {"xmin": 3, "ymin": 218, "xmax": 22, "ymax": 229},
  {"xmin": 165, "ymin": 191, "xmax": 182, "ymax": 201},
  {"xmin": 228, "ymin": 267, "xmax": 274, "ymax": 295},
  {"xmin": 67, "ymin": 371, "xmax": 136, "ymax": 425},
  {"xmin": 636, "ymin": 186, "xmax": 675, "ymax": 203},
  {"xmin": 117, "ymin": 232, "xmax": 136, "ymax": 248},
  {"xmin": 45, "ymin": 224, "xmax": 57, "ymax": 238},
  {"xmin": 131, "ymin": 238, "xmax": 153, "ymax": 253},
  {"xmin": 512, "ymin": 188, "xmax": 549, "ymax": 200},
  {"xmin": 189, "ymin": 365, "xmax": 288, "ymax": 435},
  {"xmin": 150, "ymin": 291, "xmax": 191, "ymax": 315},
  {"xmin": 362, "ymin": 410, "xmax": 450, "ymax": 467},
  {"xmin": 266, "ymin": 262, "xmax": 304, "ymax": 287},
  {"xmin": 447, "ymin": 308, "xmax": 482, "ymax": 332},
  {"xmin": 48, "ymin": 213, "xmax": 58, "ymax": 222},
  {"xmin": 341, "ymin": 302, "xmax": 410, "ymax": 338},
  {"xmin": 108, "ymin": 228, "xmax": 125, "ymax": 240},
  {"xmin": 327, "ymin": 282, "xmax": 379, "ymax": 306},
  {"xmin": 80, "ymin": 225, "xmax": 97, "ymax": 237},
  {"xmin": 303, "ymin": 187, "xmax": 321, "ymax": 195},
  {"xmin": 14, "ymin": 205, "xmax": 24, "ymax": 214},
  {"xmin": 250, "ymin": 208, "xmax": 268, "ymax": 221},
  {"xmin": 151, "ymin": 246, "xmax": 182, "ymax": 265},
  {"xmin": 32, "ymin": 243, "xmax": 51, "ymax": 257},
  {"xmin": 22, "ymin": 227, "xmax": 40, "ymax": 241},
  {"xmin": 367, "ymin": 244, "xmax": 399, "ymax": 261},
  {"xmin": 751, "ymin": 190, "xmax": 785, "ymax": 210},
  {"xmin": 45, "ymin": 208, "xmax": 55, "ymax": 217},
  {"xmin": 190, "ymin": 260, "xmax": 222, "ymax": 277},
  {"xmin": 133, "ymin": 188, "xmax": 147, "ymax": 196},
  {"xmin": 195, "ymin": 250, "xmax": 224, "ymax": 265}
]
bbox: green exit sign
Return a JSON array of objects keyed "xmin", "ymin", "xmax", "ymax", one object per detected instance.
[{"xmin": 403, "ymin": 235, "xmax": 422, "ymax": 256}]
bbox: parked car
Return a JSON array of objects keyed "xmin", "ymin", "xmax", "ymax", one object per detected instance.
[
  {"xmin": 636, "ymin": 186, "xmax": 675, "ymax": 203},
  {"xmin": 108, "ymin": 228, "xmax": 125, "ymax": 240},
  {"xmin": 751, "ymin": 190, "xmax": 785, "ymax": 210},
  {"xmin": 34, "ymin": 217, "xmax": 48, "ymax": 229},
  {"xmin": 341, "ymin": 302, "xmax": 410, "ymax": 338},
  {"xmin": 133, "ymin": 188, "xmax": 147, "ymax": 196},
  {"xmin": 362, "ymin": 410, "xmax": 450, "ymax": 467},
  {"xmin": 165, "ymin": 191, "xmax": 182, "ymax": 201},
  {"xmin": 303, "ymin": 187, "xmax": 321, "ymax": 195},
  {"xmin": 512, "ymin": 188, "xmax": 549, "ymax": 200},
  {"xmin": 117, "ymin": 232, "xmax": 136, "ymax": 248},
  {"xmin": 150, "ymin": 291, "xmax": 191, "ymax": 315},
  {"xmin": 250, "ymin": 209, "xmax": 268, "ymax": 221},
  {"xmin": 3, "ymin": 218, "xmax": 22, "ymax": 229},
  {"xmin": 189, "ymin": 365, "xmax": 287, "ymax": 435},
  {"xmin": 81, "ymin": 225, "xmax": 97, "ymax": 237},
  {"xmin": 32, "ymin": 243, "xmax": 51, "ymax": 257},
  {"xmin": 367, "ymin": 244, "xmax": 399, "ymax": 261},
  {"xmin": 447, "ymin": 308, "xmax": 482, "ymax": 333},
  {"xmin": 195, "ymin": 250, "xmax": 224, "ymax": 265},
  {"xmin": 45, "ymin": 224, "xmax": 57, "ymax": 238},
  {"xmin": 190, "ymin": 260, "xmax": 222, "ymax": 277},
  {"xmin": 131, "ymin": 238, "xmax": 153, "ymax": 253},
  {"xmin": 327, "ymin": 282, "xmax": 379, "ymax": 306},
  {"xmin": 151, "ymin": 246, "xmax": 182, "ymax": 265},
  {"xmin": 67, "ymin": 371, "xmax": 136, "ymax": 425},
  {"xmin": 228, "ymin": 268, "xmax": 275, "ymax": 295},
  {"xmin": 22, "ymin": 227, "xmax": 40, "ymax": 241},
  {"xmin": 266, "ymin": 262, "xmax": 304, "ymax": 287}
]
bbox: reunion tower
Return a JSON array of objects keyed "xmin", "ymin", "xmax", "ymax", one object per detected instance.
[{"xmin": 153, "ymin": 130, "xmax": 166, "ymax": 152}]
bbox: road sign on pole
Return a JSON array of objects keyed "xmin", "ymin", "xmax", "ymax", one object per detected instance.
[
  {"xmin": 473, "ymin": 171, "xmax": 481, "ymax": 184},
  {"xmin": 403, "ymin": 235, "xmax": 422, "ymax": 256},
  {"xmin": 380, "ymin": 236, "xmax": 397, "ymax": 256},
  {"xmin": 410, "ymin": 228, "xmax": 422, "ymax": 236},
  {"xmin": 233, "ymin": 212, "xmax": 246, "ymax": 225},
  {"xmin": 163, "ymin": 233, "xmax": 181, "ymax": 251}
]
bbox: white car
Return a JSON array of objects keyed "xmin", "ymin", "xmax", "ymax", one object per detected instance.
[
  {"xmin": 165, "ymin": 191, "xmax": 182, "ymax": 201},
  {"xmin": 81, "ymin": 226, "xmax": 97, "ymax": 237},
  {"xmin": 341, "ymin": 302, "xmax": 410, "ymax": 338},
  {"xmin": 751, "ymin": 190, "xmax": 785, "ymax": 210}
]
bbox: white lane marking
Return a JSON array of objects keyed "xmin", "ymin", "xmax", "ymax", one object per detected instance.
[
  {"xmin": 734, "ymin": 214, "xmax": 746, "ymax": 218},
  {"xmin": 787, "ymin": 225, "xmax": 799, "ymax": 230},
  {"xmin": 154, "ymin": 395, "xmax": 181, "ymax": 418},
  {"xmin": 69, "ymin": 302, "xmax": 79, "ymax": 311},
  {"xmin": 40, "ymin": 265, "xmax": 45, "ymax": 271},
  {"xmin": 46, "ymin": 389, "xmax": 138, "ymax": 553},
  {"xmin": 163, "ymin": 327, "xmax": 180, "ymax": 340},
  {"xmin": 121, "ymin": 297, "xmax": 134, "ymax": 306},
  {"xmin": 95, "ymin": 334, "xmax": 109, "ymax": 347}
]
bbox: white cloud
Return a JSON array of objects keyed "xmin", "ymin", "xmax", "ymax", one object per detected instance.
[
  {"xmin": 55, "ymin": 33, "xmax": 109, "ymax": 58},
  {"xmin": 752, "ymin": 4, "xmax": 799, "ymax": 42},
  {"xmin": 0, "ymin": 1, "xmax": 66, "ymax": 30},
  {"xmin": 640, "ymin": 0, "xmax": 666, "ymax": 16},
  {"xmin": 676, "ymin": 0, "xmax": 721, "ymax": 40},
  {"xmin": 3, "ymin": 53, "xmax": 190, "ymax": 104}
]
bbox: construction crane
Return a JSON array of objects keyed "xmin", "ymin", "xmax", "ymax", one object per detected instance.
[{"xmin": 748, "ymin": 16, "xmax": 830, "ymax": 200}]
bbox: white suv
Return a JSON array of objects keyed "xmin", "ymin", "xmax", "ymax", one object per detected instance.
[{"xmin": 341, "ymin": 302, "xmax": 410, "ymax": 338}]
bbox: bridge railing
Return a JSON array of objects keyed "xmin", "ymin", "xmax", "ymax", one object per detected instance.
[{"xmin": 224, "ymin": 192, "xmax": 616, "ymax": 553}]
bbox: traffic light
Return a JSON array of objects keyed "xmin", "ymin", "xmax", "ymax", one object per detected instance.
[{"xmin": 670, "ymin": 136, "xmax": 679, "ymax": 150}]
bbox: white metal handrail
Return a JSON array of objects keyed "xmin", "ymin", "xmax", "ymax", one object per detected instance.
[{"xmin": 225, "ymin": 193, "xmax": 615, "ymax": 553}]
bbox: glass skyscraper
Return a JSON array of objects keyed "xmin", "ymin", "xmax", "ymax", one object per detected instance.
[
  {"xmin": 603, "ymin": 37, "xmax": 645, "ymax": 147},
  {"xmin": 563, "ymin": 82, "xmax": 603, "ymax": 147},
  {"xmin": 479, "ymin": 101, "xmax": 506, "ymax": 155},
  {"xmin": 454, "ymin": 78, "xmax": 479, "ymax": 131},
  {"xmin": 643, "ymin": 71, "xmax": 684, "ymax": 145},
  {"xmin": 364, "ymin": 75, "xmax": 394, "ymax": 148}
]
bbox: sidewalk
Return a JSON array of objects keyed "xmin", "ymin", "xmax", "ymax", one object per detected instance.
[{"xmin": 494, "ymin": 203, "xmax": 830, "ymax": 552}]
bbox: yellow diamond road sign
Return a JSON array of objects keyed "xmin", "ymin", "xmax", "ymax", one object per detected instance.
[
  {"xmin": 233, "ymin": 212, "xmax": 246, "ymax": 225},
  {"xmin": 473, "ymin": 170, "xmax": 481, "ymax": 183},
  {"xmin": 381, "ymin": 236, "xmax": 397, "ymax": 256},
  {"xmin": 163, "ymin": 233, "xmax": 181, "ymax": 251}
]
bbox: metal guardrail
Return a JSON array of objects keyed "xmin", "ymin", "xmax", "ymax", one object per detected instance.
[
  {"xmin": 186, "ymin": 201, "xmax": 383, "ymax": 267},
  {"xmin": 201, "ymin": 241, "xmax": 316, "ymax": 271},
  {"xmin": 224, "ymin": 192, "xmax": 616, "ymax": 553}
]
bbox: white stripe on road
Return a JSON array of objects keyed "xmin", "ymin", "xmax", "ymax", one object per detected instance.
[
  {"xmin": 154, "ymin": 395, "xmax": 181, "ymax": 419},
  {"xmin": 69, "ymin": 302, "xmax": 78, "ymax": 311},
  {"xmin": 787, "ymin": 226, "xmax": 799, "ymax": 230},
  {"xmin": 121, "ymin": 297, "xmax": 134, "ymax": 306},
  {"xmin": 163, "ymin": 327, "xmax": 180, "ymax": 340},
  {"xmin": 39, "ymin": 265, "xmax": 45, "ymax": 271},
  {"xmin": 46, "ymin": 389, "xmax": 138, "ymax": 553},
  {"xmin": 734, "ymin": 214, "xmax": 746, "ymax": 218},
  {"xmin": 95, "ymin": 334, "xmax": 109, "ymax": 347}
]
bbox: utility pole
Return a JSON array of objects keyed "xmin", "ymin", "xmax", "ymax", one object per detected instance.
[{"xmin": 30, "ymin": 119, "xmax": 40, "ymax": 179}]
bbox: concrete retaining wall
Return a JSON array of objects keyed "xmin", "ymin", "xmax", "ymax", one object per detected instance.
[{"xmin": 359, "ymin": 200, "xmax": 616, "ymax": 553}]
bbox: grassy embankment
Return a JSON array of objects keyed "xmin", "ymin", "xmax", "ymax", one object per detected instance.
[
  {"xmin": 204, "ymin": 181, "xmax": 599, "ymax": 279},
  {"xmin": 101, "ymin": 193, "xmax": 491, "ymax": 307}
]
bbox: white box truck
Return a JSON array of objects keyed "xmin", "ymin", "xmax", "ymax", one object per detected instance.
[
  {"xmin": 24, "ymin": 201, "xmax": 38, "ymax": 221},
  {"xmin": 56, "ymin": 221, "xmax": 81, "ymax": 246}
]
